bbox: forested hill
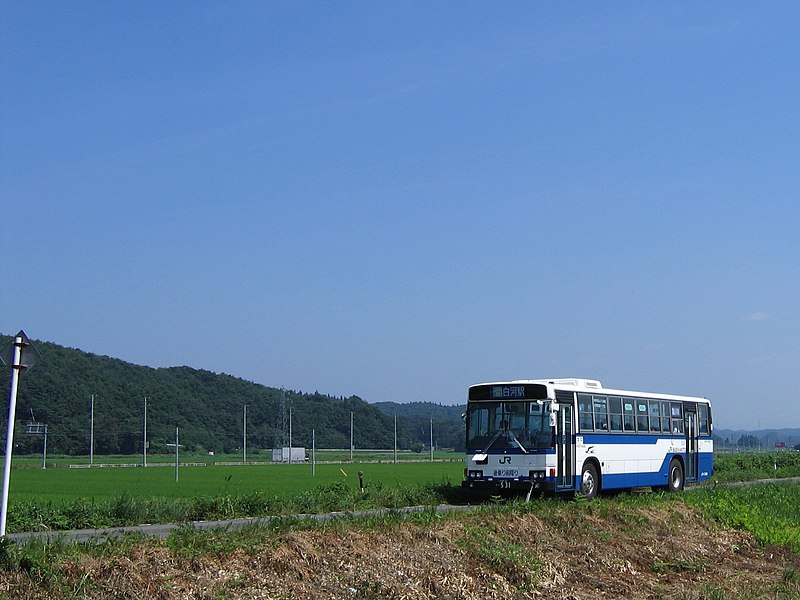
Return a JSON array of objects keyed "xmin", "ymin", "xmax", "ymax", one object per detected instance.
[
  {"xmin": 373, "ymin": 401, "xmax": 466, "ymax": 453},
  {"xmin": 0, "ymin": 335, "xmax": 464, "ymax": 456}
]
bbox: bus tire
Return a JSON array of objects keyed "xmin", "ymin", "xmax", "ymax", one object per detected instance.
[
  {"xmin": 666, "ymin": 458, "xmax": 684, "ymax": 492},
  {"xmin": 579, "ymin": 462, "xmax": 599, "ymax": 499}
]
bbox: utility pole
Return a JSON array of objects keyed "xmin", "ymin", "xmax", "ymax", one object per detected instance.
[
  {"xmin": 430, "ymin": 418, "xmax": 434, "ymax": 462},
  {"xmin": 90, "ymin": 394, "xmax": 94, "ymax": 466},
  {"xmin": 175, "ymin": 427, "xmax": 179, "ymax": 482},
  {"xmin": 279, "ymin": 387, "xmax": 288, "ymax": 448},
  {"xmin": 143, "ymin": 397, "xmax": 147, "ymax": 468},
  {"xmin": 25, "ymin": 410, "xmax": 47, "ymax": 469},
  {"xmin": 243, "ymin": 404, "xmax": 247, "ymax": 463},
  {"xmin": 166, "ymin": 427, "xmax": 181, "ymax": 483},
  {"xmin": 41, "ymin": 424, "xmax": 48, "ymax": 470},
  {"xmin": 394, "ymin": 414, "xmax": 398, "ymax": 464},
  {"xmin": 350, "ymin": 411, "xmax": 354, "ymax": 461},
  {"xmin": 175, "ymin": 427, "xmax": 179, "ymax": 483}
]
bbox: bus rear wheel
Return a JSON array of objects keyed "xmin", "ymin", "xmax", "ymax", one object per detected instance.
[
  {"xmin": 579, "ymin": 462, "xmax": 599, "ymax": 499},
  {"xmin": 666, "ymin": 458, "xmax": 684, "ymax": 492}
]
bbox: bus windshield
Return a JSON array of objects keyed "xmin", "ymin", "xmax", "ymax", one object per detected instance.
[{"xmin": 466, "ymin": 401, "xmax": 553, "ymax": 451}]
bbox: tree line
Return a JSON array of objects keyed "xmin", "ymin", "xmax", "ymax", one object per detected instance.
[{"xmin": 0, "ymin": 335, "xmax": 466, "ymax": 457}]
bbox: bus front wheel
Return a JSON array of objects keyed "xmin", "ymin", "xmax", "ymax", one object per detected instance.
[
  {"xmin": 666, "ymin": 458, "xmax": 684, "ymax": 492},
  {"xmin": 579, "ymin": 462, "xmax": 599, "ymax": 499}
]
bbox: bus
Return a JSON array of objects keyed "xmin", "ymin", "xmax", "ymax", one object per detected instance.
[{"xmin": 462, "ymin": 378, "xmax": 713, "ymax": 498}]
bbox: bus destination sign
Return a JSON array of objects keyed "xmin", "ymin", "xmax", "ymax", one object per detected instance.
[
  {"xmin": 468, "ymin": 383, "xmax": 549, "ymax": 401},
  {"xmin": 492, "ymin": 386, "xmax": 526, "ymax": 399}
]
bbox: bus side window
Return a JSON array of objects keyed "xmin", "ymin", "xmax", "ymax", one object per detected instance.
[
  {"xmin": 636, "ymin": 400, "xmax": 649, "ymax": 433},
  {"xmin": 578, "ymin": 394, "xmax": 594, "ymax": 432},
  {"xmin": 649, "ymin": 400, "xmax": 662, "ymax": 432},
  {"xmin": 593, "ymin": 395, "xmax": 608, "ymax": 431},
  {"xmin": 608, "ymin": 396, "xmax": 623, "ymax": 431},
  {"xmin": 670, "ymin": 402, "xmax": 684, "ymax": 434},
  {"xmin": 698, "ymin": 404, "xmax": 710, "ymax": 435},
  {"xmin": 660, "ymin": 401, "xmax": 671, "ymax": 433},
  {"xmin": 623, "ymin": 399, "xmax": 636, "ymax": 432}
]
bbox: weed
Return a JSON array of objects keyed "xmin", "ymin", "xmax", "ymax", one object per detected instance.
[
  {"xmin": 713, "ymin": 452, "xmax": 800, "ymax": 482},
  {"xmin": 651, "ymin": 559, "xmax": 706, "ymax": 573},
  {"xmin": 167, "ymin": 524, "xmax": 238, "ymax": 559},
  {"xmin": 458, "ymin": 522, "xmax": 542, "ymax": 587},
  {"xmin": 412, "ymin": 506, "xmax": 443, "ymax": 526},
  {"xmin": 698, "ymin": 585, "xmax": 732, "ymax": 600},
  {"xmin": 353, "ymin": 578, "xmax": 388, "ymax": 599},
  {"xmin": 687, "ymin": 484, "xmax": 800, "ymax": 553}
]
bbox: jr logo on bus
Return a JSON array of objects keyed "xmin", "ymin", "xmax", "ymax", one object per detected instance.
[{"xmin": 499, "ymin": 456, "xmax": 512, "ymax": 464}]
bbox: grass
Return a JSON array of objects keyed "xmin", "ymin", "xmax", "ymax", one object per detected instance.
[
  {"xmin": 8, "ymin": 460, "xmax": 463, "ymax": 503},
  {"xmin": 0, "ymin": 483, "xmax": 798, "ymax": 599},
  {"xmin": 713, "ymin": 451, "xmax": 800, "ymax": 482},
  {"xmin": 457, "ymin": 520, "xmax": 542, "ymax": 589},
  {"xmin": 5, "ymin": 450, "xmax": 800, "ymax": 540},
  {"xmin": 11, "ymin": 449, "xmax": 462, "ymax": 469},
  {"xmin": 4, "ymin": 462, "xmax": 465, "ymax": 533},
  {"xmin": 687, "ymin": 482, "xmax": 800, "ymax": 553},
  {"xmin": 4, "ymin": 449, "xmax": 800, "ymax": 599}
]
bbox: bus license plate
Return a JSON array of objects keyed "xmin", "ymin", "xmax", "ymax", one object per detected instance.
[{"xmin": 493, "ymin": 469, "xmax": 519, "ymax": 478}]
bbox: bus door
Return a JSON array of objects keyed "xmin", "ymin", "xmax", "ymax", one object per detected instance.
[
  {"xmin": 556, "ymin": 403, "xmax": 574, "ymax": 491},
  {"xmin": 684, "ymin": 406, "xmax": 698, "ymax": 482}
]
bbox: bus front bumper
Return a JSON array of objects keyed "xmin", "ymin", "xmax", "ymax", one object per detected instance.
[{"xmin": 461, "ymin": 475, "xmax": 556, "ymax": 494}]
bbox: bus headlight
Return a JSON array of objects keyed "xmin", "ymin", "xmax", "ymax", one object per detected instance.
[
  {"xmin": 529, "ymin": 470, "xmax": 546, "ymax": 480},
  {"xmin": 468, "ymin": 470, "xmax": 483, "ymax": 479}
]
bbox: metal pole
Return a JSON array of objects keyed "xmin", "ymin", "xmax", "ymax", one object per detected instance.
[
  {"xmin": 1, "ymin": 336, "xmax": 23, "ymax": 536},
  {"xmin": 90, "ymin": 394, "xmax": 94, "ymax": 466},
  {"xmin": 175, "ymin": 427, "xmax": 179, "ymax": 483},
  {"xmin": 288, "ymin": 406, "xmax": 292, "ymax": 463},
  {"xmin": 312, "ymin": 429, "xmax": 316, "ymax": 476},
  {"xmin": 394, "ymin": 414, "xmax": 397, "ymax": 464},
  {"xmin": 350, "ymin": 411, "xmax": 354, "ymax": 461},
  {"xmin": 42, "ymin": 425, "xmax": 48, "ymax": 469},
  {"xmin": 143, "ymin": 397, "xmax": 147, "ymax": 468},
  {"xmin": 243, "ymin": 404, "xmax": 247, "ymax": 463},
  {"xmin": 430, "ymin": 418, "xmax": 434, "ymax": 462}
]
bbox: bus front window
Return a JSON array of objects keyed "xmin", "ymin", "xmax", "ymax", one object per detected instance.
[{"xmin": 466, "ymin": 401, "xmax": 553, "ymax": 451}]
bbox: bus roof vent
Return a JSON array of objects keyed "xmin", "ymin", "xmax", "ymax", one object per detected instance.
[{"xmin": 545, "ymin": 378, "xmax": 603, "ymax": 389}]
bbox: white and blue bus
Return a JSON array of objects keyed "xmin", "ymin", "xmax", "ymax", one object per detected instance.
[{"xmin": 463, "ymin": 378, "xmax": 713, "ymax": 498}]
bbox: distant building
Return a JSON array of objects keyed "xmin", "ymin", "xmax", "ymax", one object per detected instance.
[{"xmin": 272, "ymin": 447, "xmax": 306, "ymax": 463}]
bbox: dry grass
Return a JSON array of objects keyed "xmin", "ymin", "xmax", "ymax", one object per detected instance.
[{"xmin": 1, "ymin": 500, "xmax": 798, "ymax": 599}]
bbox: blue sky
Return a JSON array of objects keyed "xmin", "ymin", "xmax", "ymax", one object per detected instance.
[{"xmin": 2, "ymin": 3, "xmax": 799, "ymax": 430}]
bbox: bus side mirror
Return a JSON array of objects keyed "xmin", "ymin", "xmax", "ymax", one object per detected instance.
[{"xmin": 549, "ymin": 404, "xmax": 559, "ymax": 427}]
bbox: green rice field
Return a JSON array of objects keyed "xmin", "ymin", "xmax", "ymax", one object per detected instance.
[{"xmin": 6, "ymin": 455, "xmax": 464, "ymax": 503}]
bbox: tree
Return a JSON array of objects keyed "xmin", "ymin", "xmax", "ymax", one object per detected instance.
[
  {"xmin": 0, "ymin": 334, "xmax": 457, "ymax": 457},
  {"xmin": 737, "ymin": 434, "xmax": 760, "ymax": 449}
]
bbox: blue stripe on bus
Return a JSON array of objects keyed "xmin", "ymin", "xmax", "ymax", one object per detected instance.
[
  {"xmin": 578, "ymin": 434, "xmax": 690, "ymax": 445},
  {"xmin": 469, "ymin": 448, "xmax": 556, "ymax": 455},
  {"xmin": 586, "ymin": 451, "xmax": 714, "ymax": 491}
]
